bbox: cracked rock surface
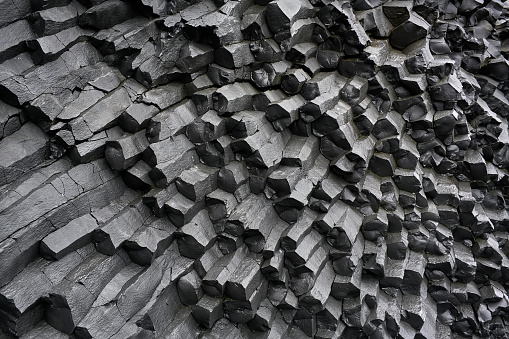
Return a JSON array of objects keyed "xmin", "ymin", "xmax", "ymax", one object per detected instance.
[{"xmin": 1, "ymin": 0, "xmax": 509, "ymax": 338}]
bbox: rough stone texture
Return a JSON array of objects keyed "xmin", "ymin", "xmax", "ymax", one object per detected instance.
[{"xmin": 1, "ymin": 0, "xmax": 509, "ymax": 338}]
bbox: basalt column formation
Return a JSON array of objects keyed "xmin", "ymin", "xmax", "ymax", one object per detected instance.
[{"xmin": 1, "ymin": 0, "xmax": 509, "ymax": 338}]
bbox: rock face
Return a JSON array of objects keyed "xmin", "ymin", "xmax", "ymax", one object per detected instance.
[{"xmin": 1, "ymin": 0, "xmax": 509, "ymax": 338}]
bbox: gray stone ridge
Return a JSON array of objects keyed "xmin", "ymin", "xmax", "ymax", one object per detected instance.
[{"xmin": 0, "ymin": 0, "xmax": 509, "ymax": 338}]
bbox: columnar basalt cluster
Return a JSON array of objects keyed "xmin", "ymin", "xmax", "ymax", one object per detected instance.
[{"xmin": 1, "ymin": 0, "xmax": 509, "ymax": 338}]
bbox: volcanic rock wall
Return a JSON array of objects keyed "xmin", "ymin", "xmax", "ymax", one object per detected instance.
[{"xmin": 1, "ymin": 0, "xmax": 509, "ymax": 338}]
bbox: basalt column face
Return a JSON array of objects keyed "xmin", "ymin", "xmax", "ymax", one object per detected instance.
[{"xmin": 1, "ymin": 0, "xmax": 509, "ymax": 338}]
